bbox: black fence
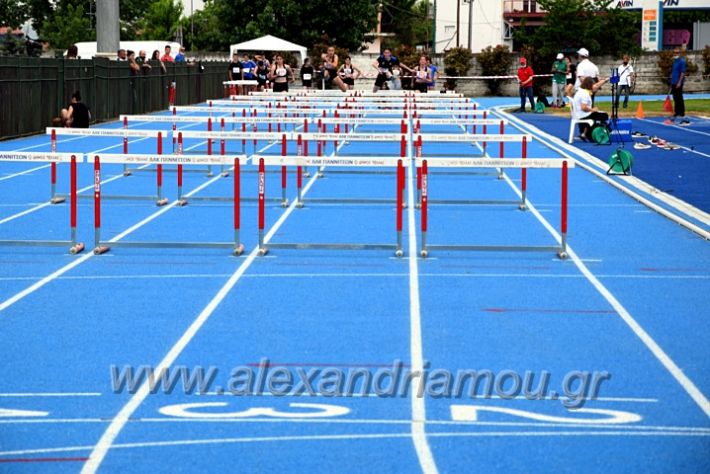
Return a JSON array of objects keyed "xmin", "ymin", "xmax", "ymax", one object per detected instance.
[{"xmin": 0, "ymin": 57, "xmax": 229, "ymax": 140}]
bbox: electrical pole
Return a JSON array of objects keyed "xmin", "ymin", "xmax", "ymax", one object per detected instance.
[
  {"xmin": 96, "ymin": 0, "xmax": 119, "ymax": 57},
  {"xmin": 456, "ymin": 0, "xmax": 460, "ymax": 47},
  {"xmin": 468, "ymin": 0, "xmax": 474, "ymax": 52}
]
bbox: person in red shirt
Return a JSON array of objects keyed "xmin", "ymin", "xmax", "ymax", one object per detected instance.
[
  {"xmin": 161, "ymin": 45, "xmax": 174, "ymax": 63},
  {"xmin": 516, "ymin": 57, "xmax": 535, "ymax": 112}
]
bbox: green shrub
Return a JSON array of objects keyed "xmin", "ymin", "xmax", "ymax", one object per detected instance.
[
  {"xmin": 443, "ymin": 46, "xmax": 473, "ymax": 90},
  {"xmin": 476, "ymin": 45, "xmax": 514, "ymax": 95}
]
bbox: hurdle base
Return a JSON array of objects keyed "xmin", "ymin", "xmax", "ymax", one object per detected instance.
[
  {"xmin": 281, "ymin": 199, "xmax": 289, "ymax": 208},
  {"xmin": 233, "ymin": 244, "xmax": 245, "ymax": 256},
  {"xmin": 422, "ymin": 244, "xmax": 565, "ymax": 255},
  {"xmin": 70, "ymin": 242, "xmax": 85, "ymax": 255},
  {"xmin": 176, "ymin": 199, "xmax": 189, "ymax": 207},
  {"xmin": 123, "ymin": 170, "xmax": 133, "ymax": 177},
  {"xmin": 267, "ymin": 242, "xmax": 399, "ymax": 252},
  {"xmin": 518, "ymin": 202, "xmax": 528, "ymax": 211},
  {"xmin": 221, "ymin": 172, "xmax": 230, "ymax": 177},
  {"xmin": 557, "ymin": 250, "xmax": 568, "ymax": 260},
  {"xmin": 427, "ymin": 199, "xmax": 521, "ymax": 206},
  {"xmin": 50, "ymin": 196, "xmax": 66, "ymax": 204},
  {"xmin": 94, "ymin": 246, "xmax": 111, "ymax": 255},
  {"xmin": 156, "ymin": 198, "xmax": 169, "ymax": 207},
  {"xmin": 420, "ymin": 249, "xmax": 429, "ymax": 258},
  {"xmin": 258, "ymin": 247, "xmax": 269, "ymax": 256}
]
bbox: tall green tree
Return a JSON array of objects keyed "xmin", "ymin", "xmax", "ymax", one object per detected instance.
[
  {"xmin": 381, "ymin": 0, "xmax": 432, "ymax": 50},
  {"xmin": 183, "ymin": 0, "xmax": 377, "ymax": 53},
  {"xmin": 138, "ymin": 0, "xmax": 183, "ymax": 41},
  {"xmin": 40, "ymin": 1, "xmax": 94, "ymax": 48}
]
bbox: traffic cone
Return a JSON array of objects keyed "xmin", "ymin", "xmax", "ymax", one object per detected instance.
[{"xmin": 635, "ymin": 101, "xmax": 645, "ymax": 119}]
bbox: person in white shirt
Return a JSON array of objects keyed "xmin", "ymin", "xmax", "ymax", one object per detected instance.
[
  {"xmin": 573, "ymin": 76, "xmax": 609, "ymax": 141},
  {"xmin": 614, "ymin": 55, "xmax": 635, "ymax": 109},
  {"xmin": 574, "ymin": 48, "xmax": 599, "ymax": 89}
]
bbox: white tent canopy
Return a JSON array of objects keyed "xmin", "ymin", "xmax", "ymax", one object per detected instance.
[{"xmin": 229, "ymin": 35, "xmax": 307, "ymax": 65}]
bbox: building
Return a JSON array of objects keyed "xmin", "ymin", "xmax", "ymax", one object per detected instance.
[{"xmin": 433, "ymin": 0, "xmax": 710, "ymax": 54}]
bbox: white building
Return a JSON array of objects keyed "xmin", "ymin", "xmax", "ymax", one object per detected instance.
[{"xmin": 433, "ymin": 0, "xmax": 512, "ymax": 54}]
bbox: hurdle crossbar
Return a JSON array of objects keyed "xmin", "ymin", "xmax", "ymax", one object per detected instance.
[
  {"xmin": 419, "ymin": 158, "xmax": 573, "ymax": 259},
  {"xmin": 0, "ymin": 153, "xmax": 85, "ymax": 254},
  {"xmin": 91, "ymin": 153, "xmax": 245, "ymax": 256}
]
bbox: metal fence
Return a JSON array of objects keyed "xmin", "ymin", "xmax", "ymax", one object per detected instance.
[{"xmin": 0, "ymin": 57, "xmax": 228, "ymax": 139}]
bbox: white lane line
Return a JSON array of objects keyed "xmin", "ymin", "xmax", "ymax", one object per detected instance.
[
  {"xmin": 0, "ymin": 117, "xmax": 221, "ymax": 226},
  {"xmin": 0, "ymin": 392, "xmax": 100, "ymax": 397},
  {"xmin": 638, "ymin": 117, "xmax": 710, "ymax": 139},
  {"xmin": 406, "ymin": 120, "xmax": 439, "ymax": 474},
  {"xmin": 81, "ymin": 129, "xmax": 324, "ymax": 474},
  {"xmin": 0, "ymin": 134, "xmax": 229, "ymax": 313},
  {"xmin": 494, "ymin": 110, "xmax": 710, "ymax": 420},
  {"xmin": 0, "ymin": 165, "xmax": 51, "ymax": 182},
  {"xmin": 3, "ymin": 428, "xmax": 710, "ymax": 458}
]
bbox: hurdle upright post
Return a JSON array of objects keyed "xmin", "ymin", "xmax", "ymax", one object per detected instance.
[
  {"xmin": 296, "ymin": 134, "xmax": 304, "ymax": 208},
  {"xmin": 498, "ymin": 119, "xmax": 505, "ymax": 180},
  {"xmin": 242, "ymin": 109, "xmax": 247, "ymax": 154},
  {"xmin": 558, "ymin": 161, "xmax": 569, "ymax": 259},
  {"xmin": 122, "ymin": 117, "xmax": 131, "ymax": 176},
  {"xmin": 281, "ymin": 134, "xmax": 288, "ymax": 207},
  {"xmin": 207, "ymin": 118, "xmax": 214, "ymax": 177},
  {"xmin": 420, "ymin": 159, "xmax": 428, "ymax": 258},
  {"xmin": 519, "ymin": 136, "xmax": 528, "ymax": 211},
  {"xmin": 483, "ymin": 110, "xmax": 488, "ymax": 154},
  {"xmin": 303, "ymin": 119, "xmax": 310, "ymax": 177},
  {"xmin": 93, "ymin": 155, "xmax": 109, "ymax": 255},
  {"xmin": 156, "ymin": 132, "xmax": 168, "ymax": 206},
  {"xmin": 177, "ymin": 132, "xmax": 187, "ymax": 206},
  {"xmin": 49, "ymin": 129, "xmax": 65, "ymax": 204},
  {"xmin": 220, "ymin": 118, "xmax": 228, "ymax": 177},
  {"xmin": 415, "ymin": 135, "xmax": 422, "ymax": 208},
  {"xmin": 69, "ymin": 155, "xmax": 85, "ymax": 254},
  {"xmin": 395, "ymin": 159, "xmax": 404, "ymax": 257},
  {"xmin": 252, "ymin": 108, "xmax": 258, "ymax": 154},
  {"xmin": 257, "ymin": 157, "xmax": 268, "ymax": 256},
  {"xmin": 233, "ymin": 157, "xmax": 245, "ymax": 256}
]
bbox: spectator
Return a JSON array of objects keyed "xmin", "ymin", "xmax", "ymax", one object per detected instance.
[
  {"xmin": 116, "ymin": 49, "xmax": 127, "ymax": 61},
  {"xmin": 228, "ymin": 52, "xmax": 242, "ymax": 94},
  {"xmin": 574, "ymin": 47, "xmax": 599, "ymax": 104},
  {"xmin": 137, "ymin": 50, "xmax": 152, "ymax": 71},
  {"xmin": 573, "ymin": 76, "xmax": 609, "ymax": 141},
  {"xmin": 127, "ymin": 50, "xmax": 140, "ymax": 74},
  {"xmin": 426, "ymin": 56, "xmax": 439, "ymax": 92},
  {"xmin": 515, "ymin": 57, "xmax": 535, "ymax": 113},
  {"xmin": 564, "ymin": 55, "xmax": 575, "ymax": 99},
  {"xmin": 66, "ymin": 44, "xmax": 79, "ymax": 59},
  {"xmin": 551, "ymin": 53, "xmax": 567, "ymax": 107},
  {"xmin": 301, "ymin": 57, "xmax": 314, "ymax": 90},
  {"xmin": 175, "ymin": 46, "xmax": 186, "ymax": 63},
  {"xmin": 161, "ymin": 45, "xmax": 174, "ymax": 63},
  {"xmin": 615, "ymin": 55, "xmax": 635, "ymax": 110},
  {"xmin": 666, "ymin": 47, "xmax": 689, "ymax": 126},
  {"xmin": 152, "ymin": 49, "xmax": 167, "ymax": 74},
  {"xmin": 60, "ymin": 91, "xmax": 90, "ymax": 128},
  {"xmin": 241, "ymin": 53, "xmax": 257, "ymax": 94}
]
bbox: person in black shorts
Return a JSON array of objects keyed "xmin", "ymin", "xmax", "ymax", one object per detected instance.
[
  {"xmin": 301, "ymin": 57, "xmax": 314, "ymax": 89},
  {"xmin": 320, "ymin": 46, "xmax": 348, "ymax": 92},
  {"xmin": 338, "ymin": 56, "xmax": 361, "ymax": 90},
  {"xmin": 227, "ymin": 53, "xmax": 243, "ymax": 95},
  {"xmin": 60, "ymin": 91, "xmax": 90, "ymax": 128},
  {"xmin": 269, "ymin": 54, "xmax": 295, "ymax": 93},
  {"xmin": 372, "ymin": 48, "xmax": 412, "ymax": 92},
  {"xmin": 413, "ymin": 55, "xmax": 432, "ymax": 93},
  {"xmin": 255, "ymin": 60, "xmax": 269, "ymax": 91}
]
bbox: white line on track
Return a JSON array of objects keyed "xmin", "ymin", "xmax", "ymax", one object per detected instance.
[
  {"xmin": 0, "ymin": 165, "xmax": 51, "ymax": 182},
  {"xmin": 2, "ymin": 428, "xmax": 709, "ymax": 458},
  {"xmin": 637, "ymin": 117, "xmax": 710, "ymax": 139},
  {"xmin": 496, "ymin": 109, "xmax": 710, "ymax": 420},
  {"xmin": 80, "ymin": 125, "xmax": 335, "ymax": 473},
  {"xmin": 406, "ymin": 118, "xmax": 439, "ymax": 474},
  {"xmin": 0, "ymin": 392, "xmax": 100, "ymax": 397},
  {"xmin": 0, "ymin": 129, "xmax": 230, "ymax": 312}
]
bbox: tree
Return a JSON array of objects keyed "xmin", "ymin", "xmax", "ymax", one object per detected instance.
[
  {"xmin": 476, "ymin": 45, "xmax": 514, "ymax": 95},
  {"xmin": 182, "ymin": 0, "xmax": 377, "ymax": 53},
  {"xmin": 381, "ymin": 0, "xmax": 432, "ymax": 50},
  {"xmin": 138, "ymin": 0, "xmax": 183, "ymax": 41},
  {"xmin": 40, "ymin": 1, "xmax": 94, "ymax": 49}
]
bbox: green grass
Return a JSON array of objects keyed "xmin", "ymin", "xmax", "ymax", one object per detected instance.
[{"xmin": 537, "ymin": 99, "xmax": 710, "ymax": 117}]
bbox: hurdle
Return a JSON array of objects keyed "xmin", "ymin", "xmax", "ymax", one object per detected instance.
[
  {"xmin": 419, "ymin": 158, "xmax": 572, "ymax": 259},
  {"xmin": 0, "ymin": 152, "xmax": 85, "ymax": 254},
  {"xmin": 254, "ymin": 155, "xmax": 407, "ymax": 258},
  {"xmin": 91, "ymin": 152, "xmax": 245, "ymax": 256},
  {"xmin": 413, "ymin": 132, "xmax": 533, "ymax": 209}
]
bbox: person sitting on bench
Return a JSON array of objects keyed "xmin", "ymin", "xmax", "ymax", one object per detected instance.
[{"xmin": 572, "ymin": 76, "xmax": 608, "ymax": 141}]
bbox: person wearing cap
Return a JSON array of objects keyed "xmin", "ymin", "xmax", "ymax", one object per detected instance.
[
  {"xmin": 174, "ymin": 46, "xmax": 186, "ymax": 63},
  {"xmin": 515, "ymin": 57, "xmax": 535, "ymax": 113},
  {"xmin": 551, "ymin": 53, "xmax": 568, "ymax": 107},
  {"xmin": 574, "ymin": 47, "xmax": 599, "ymax": 92}
]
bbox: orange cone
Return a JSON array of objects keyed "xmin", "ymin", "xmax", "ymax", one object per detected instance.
[{"xmin": 635, "ymin": 101, "xmax": 645, "ymax": 119}]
